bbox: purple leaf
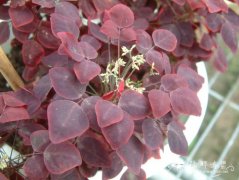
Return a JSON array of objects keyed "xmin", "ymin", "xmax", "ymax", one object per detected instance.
[
  {"xmin": 148, "ymin": 89, "xmax": 171, "ymax": 118},
  {"xmin": 152, "ymin": 29, "xmax": 177, "ymax": 52},
  {"xmin": 172, "ymin": 0, "xmax": 186, "ymax": 6},
  {"xmin": 51, "ymin": 169, "xmax": 84, "ymax": 180},
  {"xmin": 44, "ymin": 142, "xmax": 82, "ymax": 174},
  {"xmin": 0, "ymin": 6, "xmax": 10, "ymax": 20},
  {"xmin": 81, "ymin": 96, "xmax": 101, "ymax": 132},
  {"xmin": 37, "ymin": 26, "xmax": 60, "ymax": 49},
  {"xmin": 213, "ymin": 47, "xmax": 228, "ymax": 72},
  {"xmin": 205, "ymin": 13, "xmax": 223, "ymax": 32},
  {"xmin": 136, "ymin": 30, "xmax": 153, "ymax": 54},
  {"xmin": 22, "ymin": 66, "xmax": 39, "ymax": 82},
  {"xmin": 95, "ymin": 99, "xmax": 124, "ymax": 127},
  {"xmin": 102, "ymin": 112, "xmax": 134, "ymax": 149},
  {"xmin": 23, "ymin": 155, "xmax": 49, "ymax": 180},
  {"xmin": 0, "ymin": 172, "xmax": 7, "ymax": 180},
  {"xmin": 116, "ymin": 136, "xmax": 144, "ymax": 175},
  {"xmin": 88, "ymin": 21, "xmax": 108, "ymax": 43},
  {"xmin": 118, "ymin": 90, "xmax": 150, "ymax": 120},
  {"xmin": 30, "ymin": 130, "xmax": 50, "ymax": 152},
  {"xmin": 170, "ymin": 87, "xmax": 201, "ymax": 116},
  {"xmin": 2, "ymin": 93, "xmax": 26, "ymax": 107},
  {"xmin": 9, "ymin": 6, "xmax": 34, "ymax": 27},
  {"xmin": 12, "ymin": 27, "xmax": 29, "ymax": 43},
  {"xmin": 121, "ymin": 27, "xmax": 136, "ymax": 42},
  {"xmin": 77, "ymin": 41, "xmax": 98, "ymax": 60},
  {"xmin": 199, "ymin": 33, "xmax": 214, "ymax": 51},
  {"xmin": 32, "ymin": 0, "xmax": 55, "ymax": 8},
  {"xmin": 142, "ymin": 119, "xmax": 164, "ymax": 150},
  {"xmin": 0, "ymin": 22, "xmax": 10, "ymax": 44},
  {"xmin": 77, "ymin": 134, "xmax": 111, "ymax": 167},
  {"xmin": 100, "ymin": 20, "xmax": 119, "ymax": 39},
  {"xmin": 102, "ymin": 152, "xmax": 123, "ymax": 179},
  {"xmin": 22, "ymin": 40, "xmax": 45, "ymax": 66},
  {"xmin": 168, "ymin": 121, "xmax": 188, "ymax": 156},
  {"xmin": 51, "ymin": 13, "xmax": 79, "ymax": 38},
  {"xmin": 145, "ymin": 49, "xmax": 164, "ymax": 74},
  {"xmin": 203, "ymin": 0, "xmax": 228, "ymax": 13},
  {"xmin": 224, "ymin": 9, "xmax": 239, "ymax": 26},
  {"xmin": 120, "ymin": 169, "xmax": 146, "ymax": 180},
  {"xmin": 55, "ymin": 2, "xmax": 82, "ymax": 27},
  {"xmin": 81, "ymin": 35, "xmax": 102, "ymax": 50},
  {"xmin": 221, "ymin": 22, "xmax": 238, "ymax": 52},
  {"xmin": 177, "ymin": 64, "xmax": 204, "ymax": 92},
  {"xmin": 73, "ymin": 60, "xmax": 101, "ymax": 84},
  {"xmin": 48, "ymin": 100, "xmax": 89, "ymax": 144},
  {"xmin": 42, "ymin": 51, "xmax": 68, "ymax": 67},
  {"xmin": 49, "ymin": 67, "xmax": 86, "ymax": 100},
  {"xmin": 33, "ymin": 75, "xmax": 52, "ymax": 101},
  {"xmin": 0, "ymin": 107, "xmax": 30, "ymax": 123},
  {"xmin": 133, "ymin": 18, "xmax": 149, "ymax": 30},
  {"xmin": 108, "ymin": 4, "xmax": 134, "ymax": 28},
  {"xmin": 160, "ymin": 74, "xmax": 188, "ymax": 92}
]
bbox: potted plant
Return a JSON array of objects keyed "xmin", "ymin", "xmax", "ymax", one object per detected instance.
[{"xmin": 0, "ymin": 0, "xmax": 238, "ymax": 179}]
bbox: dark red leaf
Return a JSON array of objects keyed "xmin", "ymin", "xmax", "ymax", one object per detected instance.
[
  {"xmin": 100, "ymin": 20, "xmax": 119, "ymax": 39},
  {"xmin": 213, "ymin": 47, "xmax": 228, "ymax": 72},
  {"xmin": 203, "ymin": 0, "xmax": 228, "ymax": 13},
  {"xmin": 152, "ymin": 29, "xmax": 177, "ymax": 52},
  {"xmin": 136, "ymin": 29, "xmax": 152, "ymax": 54},
  {"xmin": 51, "ymin": 13, "xmax": 79, "ymax": 38},
  {"xmin": 170, "ymin": 87, "xmax": 201, "ymax": 116},
  {"xmin": 9, "ymin": 6, "xmax": 34, "ymax": 27},
  {"xmin": 0, "ymin": 6, "xmax": 10, "ymax": 20},
  {"xmin": 22, "ymin": 40, "xmax": 45, "ymax": 66},
  {"xmin": 0, "ymin": 107, "xmax": 30, "ymax": 123},
  {"xmin": 37, "ymin": 26, "xmax": 61, "ymax": 49},
  {"xmin": 44, "ymin": 142, "xmax": 82, "ymax": 174},
  {"xmin": 79, "ymin": 0, "xmax": 97, "ymax": 19},
  {"xmin": 102, "ymin": 152, "xmax": 123, "ymax": 179},
  {"xmin": 77, "ymin": 41, "xmax": 98, "ymax": 60},
  {"xmin": 30, "ymin": 130, "xmax": 50, "ymax": 152},
  {"xmin": 55, "ymin": 2, "xmax": 82, "ymax": 27},
  {"xmin": 221, "ymin": 22, "xmax": 238, "ymax": 52},
  {"xmin": 160, "ymin": 74, "xmax": 188, "ymax": 92},
  {"xmin": 77, "ymin": 135, "xmax": 111, "ymax": 167},
  {"xmin": 102, "ymin": 112, "xmax": 134, "ymax": 149},
  {"xmin": 15, "ymin": 17, "xmax": 39, "ymax": 33},
  {"xmin": 79, "ymin": 162, "xmax": 98, "ymax": 178},
  {"xmin": 23, "ymin": 155, "xmax": 49, "ymax": 180},
  {"xmin": 49, "ymin": 67, "xmax": 86, "ymax": 100},
  {"xmin": 205, "ymin": 13, "xmax": 223, "ymax": 32},
  {"xmin": 42, "ymin": 51, "xmax": 68, "ymax": 67},
  {"xmin": 148, "ymin": 89, "xmax": 171, "ymax": 118},
  {"xmin": 142, "ymin": 119, "xmax": 163, "ymax": 150},
  {"xmin": 33, "ymin": 75, "xmax": 52, "ymax": 101},
  {"xmin": 177, "ymin": 64, "xmax": 204, "ymax": 92},
  {"xmin": 81, "ymin": 96, "xmax": 101, "ymax": 132},
  {"xmin": 48, "ymin": 100, "xmax": 89, "ymax": 144},
  {"xmin": 81, "ymin": 34, "xmax": 102, "ymax": 50},
  {"xmin": 95, "ymin": 99, "xmax": 124, "ymax": 127},
  {"xmin": 118, "ymin": 90, "xmax": 150, "ymax": 120},
  {"xmin": 32, "ymin": 0, "xmax": 55, "ymax": 8},
  {"xmin": 0, "ymin": 22, "xmax": 10, "ymax": 44},
  {"xmin": 187, "ymin": 0, "xmax": 205, "ymax": 10},
  {"xmin": 10, "ymin": 0, "xmax": 25, "ymax": 7},
  {"xmin": 168, "ymin": 121, "xmax": 188, "ymax": 156},
  {"xmin": 108, "ymin": 4, "xmax": 134, "ymax": 28},
  {"xmin": 73, "ymin": 60, "xmax": 101, "ymax": 84},
  {"xmin": 116, "ymin": 136, "xmax": 144, "ymax": 175},
  {"xmin": 120, "ymin": 169, "xmax": 146, "ymax": 180}
]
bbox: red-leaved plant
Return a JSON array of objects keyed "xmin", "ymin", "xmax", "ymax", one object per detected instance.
[{"xmin": 0, "ymin": 0, "xmax": 239, "ymax": 179}]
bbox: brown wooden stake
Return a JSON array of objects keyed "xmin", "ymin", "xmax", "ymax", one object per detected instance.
[{"xmin": 0, "ymin": 46, "xmax": 24, "ymax": 91}]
